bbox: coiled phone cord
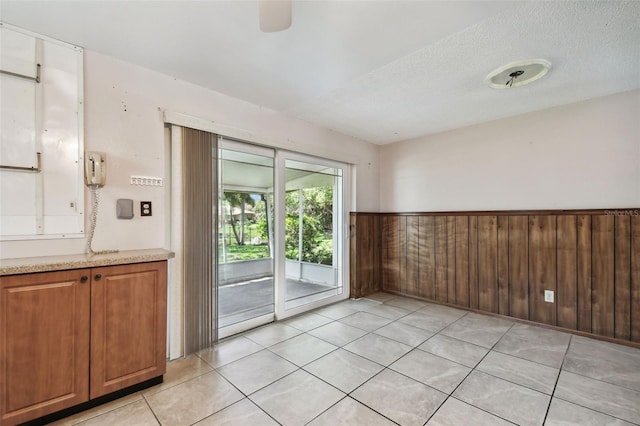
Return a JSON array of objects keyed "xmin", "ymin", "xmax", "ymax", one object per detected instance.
[{"xmin": 86, "ymin": 186, "xmax": 119, "ymax": 255}]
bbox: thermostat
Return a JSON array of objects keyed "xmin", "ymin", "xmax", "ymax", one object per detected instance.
[{"xmin": 116, "ymin": 199, "xmax": 134, "ymax": 219}]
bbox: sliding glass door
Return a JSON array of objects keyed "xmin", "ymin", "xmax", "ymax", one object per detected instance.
[
  {"xmin": 218, "ymin": 139, "xmax": 275, "ymax": 337},
  {"xmin": 217, "ymin": 139, "xmax": 349, "ymax": 336},
  {"xmin": 280, "ymin": 157, "xmax": 345, "ymax": 311}
]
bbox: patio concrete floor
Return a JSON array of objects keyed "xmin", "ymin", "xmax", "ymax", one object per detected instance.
[{"xmin": 218, "ymin": 277, "xmax": 339, "ymax": 328}]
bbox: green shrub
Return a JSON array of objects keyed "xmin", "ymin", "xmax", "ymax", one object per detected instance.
[{"xmin": 285, "ymin": 215, "xmax": 332, "ymax": 265}]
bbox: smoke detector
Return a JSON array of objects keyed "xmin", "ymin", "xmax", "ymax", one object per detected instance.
[{"xmin": 486, "ymin": 59, "xmax": 552, "ymax": 89}]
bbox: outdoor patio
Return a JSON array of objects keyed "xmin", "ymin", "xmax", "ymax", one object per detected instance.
[{"xmin": 218, "ymin": 277, "xmax": 339, "ymax": 328}]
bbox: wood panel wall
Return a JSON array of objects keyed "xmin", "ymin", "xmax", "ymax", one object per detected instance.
[
  {"xmin": 350, "ymin": 210, "xmax": 640, "ymax": 344},
  {"xmin": 350, "ymin": 214, "xmax": 381, "ymax": 299}
]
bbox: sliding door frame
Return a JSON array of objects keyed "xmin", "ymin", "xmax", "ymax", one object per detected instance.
[
  {"xmin": 165, "ymin": 111, "xmax": 352, "ymax": 350},
  {"xmin": 274, "ymin": 150, "xmax": 350, "ymax": 320},
  {"xmin": 217, "ymin": 137, "xmax": 276, "ymax": 339}
]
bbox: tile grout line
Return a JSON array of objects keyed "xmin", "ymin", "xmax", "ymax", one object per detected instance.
[
  {"xmin": 376, "ymin": 332, "xmax": 433, "ymax": 349},
  {"xmin": 184, "ymin": 396, "xmax": 282, "ymax": 426},
  {"xmin": 429, "ymin": 397, "xmax": 519, "ymax": 426},
  {"xmin": 266, "ymin": 338, "xmax": 342, "ymax": 369},
  {"xmin": 490, "ymin": 345, "xmax": 566, "ymax": 371},
  {"xmin": 556, "ymin": 368, "xmax": 640, "ymax": 394},
  {"xmin": 556, "ymin": 349, "xmax": 640, "ymax": 394},
  {"xmin": 549, "ymin": 395, "xmax": 638, "ymax": 425},
  {"xmin": 141, "ymin": 393, "xmax": 163, "ymax": 426},
  {"xmin": 543, "ymin": 333, "xmax": 575, "ymax": 424},
  {"xmin": 450, "ymin": 321, "xmax": 571, "ymax": 371},
  {"xmin": 53, "ymin": 393, "xmax": 146, "ymax": 425},
  {"xmin": 409, "ymin": 345, "xmax": 479, "ymax": 370},
  {"xmin": 242, "ymin": 325, "xmax": 306, "ymax": 348},
  {"xmin": 194, "ymin": 396, "xmax": 283, "ymax": 426},
  {"xmin": 301, "ymin": 395, "xmax": 350, "ymax": 426},
  {"xmin": 283, "ymin": 315, "xmax": 337, "ymax": 333},
  {"xmin": 301, "ymin": 394, "xmax": 400, "ymax": 426},
  {"xmin": 470, "ymin": 365, "xmax": 557, "ymax": 398},
  {"xmin": 305, "ymin": 322, "xmax": 370, "ymax": 347},
  {"xmin": 551, "ymin": 335, "xmax": 640, "ymax": 422},
  {"xmin": 562, "ymin": 336, "xmax": 640, "ymax": 386},
  {"xmin": 420, "ymin": 325, "xmax": 493, "ymax": 351},
  {"xmin": 197, "ymin": 341, "xmax": 266, "ymax": 370}
]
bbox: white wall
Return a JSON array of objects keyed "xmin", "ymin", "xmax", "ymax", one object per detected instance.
[
  {"xmin": 379, "ymin": 90, "xmax": 640, "ymax": 212},
  {"xmin": 1, "ymin": 50, "xmax": 380, "ymax": 259}
]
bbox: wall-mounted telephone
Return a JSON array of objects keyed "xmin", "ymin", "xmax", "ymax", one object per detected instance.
[
  {"xmin": 84, "ymin": 151, "xmax": 117, "ymax": 254},
  {"xmin": 85, "ymin": 151, "xmax": 107, "ymax": 187}
]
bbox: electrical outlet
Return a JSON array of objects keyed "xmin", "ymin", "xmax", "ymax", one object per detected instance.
[
  {"xmin": 141, "ymin": 201, "xmax": 152, "ymax": 217},
  {"xmin": 544, "ymin": 290, "xmax": 554, "ymax": 303}
]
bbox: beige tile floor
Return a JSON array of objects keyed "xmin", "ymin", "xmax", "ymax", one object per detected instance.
[{"xmin": 50, "ymin": 293, "xmax": 640, "ymax": 426}]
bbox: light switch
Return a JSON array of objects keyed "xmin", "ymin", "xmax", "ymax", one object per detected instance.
[{"xmin": 116, "ymin": 199, "xmax": 134, "ymax": 219}]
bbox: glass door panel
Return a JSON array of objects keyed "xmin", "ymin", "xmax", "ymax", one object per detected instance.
[
  {"xmin": 216, "ymin": 141, "xmax": 350, "ymax": 334},
  {"xmin": 217, "ymin": 140, "xmax": 275, "ymax": 335},
  {"xmin": 282, "ymin": 157, "xmax": 345, "ymax": 310}
]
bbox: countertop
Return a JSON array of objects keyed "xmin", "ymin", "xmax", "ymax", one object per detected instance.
[{"xmin": 0, "ymin": 248, "xmax": 174, "ymax": 276}]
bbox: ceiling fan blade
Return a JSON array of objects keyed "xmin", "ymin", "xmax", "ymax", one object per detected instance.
[{"xmin": 258, "ymin": 0, "xmax": 292, "ymax": 32}]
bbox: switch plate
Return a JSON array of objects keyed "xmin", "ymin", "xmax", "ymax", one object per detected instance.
[
  {"xmin": 544, "ymin": 290, "xmax": 554, "ymax": 303},
  {"xmin": 141, "ymin": 201, "xmax": 152, "ymax": 217}
]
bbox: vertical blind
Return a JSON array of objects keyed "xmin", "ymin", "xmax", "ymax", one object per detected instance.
[{"xmin": 182, "ymin": 127, "xmax": 218, "ymax": 354}]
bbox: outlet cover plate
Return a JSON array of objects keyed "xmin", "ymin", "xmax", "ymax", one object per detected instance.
[
  {"xmin": 544, "ymin": 290, "xmax": 554, "ymax": 303},
  {"xmin": 141, "ymin": 201, "xmax": 152, "ymax": 217}
]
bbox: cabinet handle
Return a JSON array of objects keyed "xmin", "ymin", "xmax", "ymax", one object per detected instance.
[
  {"xmin": 94, "ymin": 274, "xmax": 102, "ymax": 281},
  {"xmin": 80, "ymin": 275, "xmax": 88, "ymax": 283}
]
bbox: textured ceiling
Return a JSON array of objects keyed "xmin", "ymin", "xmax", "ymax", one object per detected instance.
[{"xmin": 1, "ymin": 1, "xmax": 639, "ymax": 144}]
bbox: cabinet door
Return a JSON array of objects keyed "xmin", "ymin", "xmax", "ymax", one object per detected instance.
[
  {"xmin": 90, "ymin": 262, "xmax": 167, "ymax": 398},
  {"xmin": 0, "ymin": 270, "xmax": 90, "ymax": 426}
]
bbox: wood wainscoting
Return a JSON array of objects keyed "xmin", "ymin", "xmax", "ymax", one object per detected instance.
[{"xmin": 350, "ymin": 209, "xmax": 640, "ymax": 344}]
